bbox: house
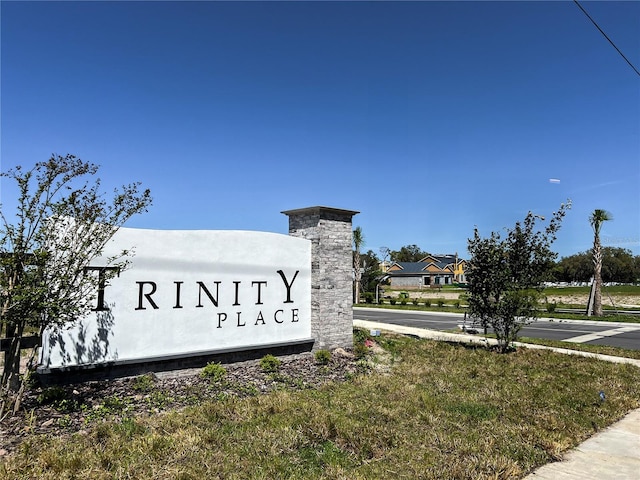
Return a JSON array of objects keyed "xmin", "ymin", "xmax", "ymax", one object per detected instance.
[{"xmin": 386, "ymin": 254, "xmax": 467, "ymax": 288}]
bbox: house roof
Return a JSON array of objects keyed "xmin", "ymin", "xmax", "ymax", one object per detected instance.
[
  {"xmin": 387, "ymin": 261, "xmax": 454, "ymax": 276},
  {"xmin": 388, "ymin": 262, "xmax": 428, "ymax": 274},
  {"xmin": 386, "ymin": 254, "xmax": 466, "ymax": 277}
]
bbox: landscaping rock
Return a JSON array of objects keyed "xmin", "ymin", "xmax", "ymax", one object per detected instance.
[{"xmin": 0, "ymin": 349, "xmax": 361, "ymax": 455}]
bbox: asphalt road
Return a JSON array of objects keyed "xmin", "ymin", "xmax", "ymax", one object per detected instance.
[{"xmin": 353, "ymin": 307, "xmax": 640, "ymax": 351}]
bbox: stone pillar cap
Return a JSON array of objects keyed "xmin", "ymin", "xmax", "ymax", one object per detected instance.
[{"xmin": 281, "ymin": 206, "xmax": 360, "ymax": 217}]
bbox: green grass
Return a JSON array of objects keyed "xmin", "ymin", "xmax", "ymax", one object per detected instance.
[
  {"xmin": 515, "ymin": 336, "xmax": 640, "ymax": 360},
  {"xmin": 467, "ymin": 331, "xmax": 640, "ymax": 360},
  {"xmin": 537, "ymin": 311, "xmax": 640, "ymax": 323},
  {"xmin": 359, "ymin": 302, "xmax": 467, "ymax": 314},
  {"xmin": 3, "ymin": 334, "xmax": 640, "ymax": 479}
]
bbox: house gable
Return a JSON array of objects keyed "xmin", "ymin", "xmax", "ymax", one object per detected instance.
[{"xmin": 385, "ymin": 253, "xmax": 467, "ymax": 287}]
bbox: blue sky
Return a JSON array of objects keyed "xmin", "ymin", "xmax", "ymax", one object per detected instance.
[{"xmin": 2, "ymin": 1, "xmax": 639, "ymax": 260}]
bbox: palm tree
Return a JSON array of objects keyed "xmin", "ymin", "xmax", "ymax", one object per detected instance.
[
  {"xmin": 352, "ymin": 227, "xmax": 365, "ymax": 304},
  {"xmin": 588, "ymin": 209, "xmax": 613, "ymax": 316}
]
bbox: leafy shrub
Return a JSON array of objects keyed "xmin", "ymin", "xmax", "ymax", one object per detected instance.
[
  {"xmin": 314, "ymin": 349, "xmax": 331, "ymax": 365},
  {"xmin": 353, "ymin": 327, "xmax": 372, "ymax": 345},
  {"xmin": 132, "ymin": 374, "xmax": 156, "ymax": 392},
  {"xmin": 103, "ymin": 395, "xmax": 128, "ymax": 412},
  {"xmin": 53, "ymin": 398, "xmax": 81, "ymax": 413},
  {"xmin": 546, "ymin": 302, "xmax": 557, "ymax": 313},
  {"xmin": 400, "ymin": 299, "xmax": 407, "ymax": 305},
  {"xmin": 437, "ymin": 299, "xmax": 445, "ymax": 307},
  {"xmin": 454, "ymin": 301, "xmax": 461, "ymax": 308},
  {"xmin": 353, "ymin": 328, "xmax": 373, "ymax": 359},
  {"xmin": 364, "ymin": 292, "xmax": 374, "ymax": 304},
  {"xmin": 37, "ymin": 386, "xmax": 67, "ymax": 405},
  {"xmin": 354, "ymin": 343, "xmax": 369, "ymax": 359},
  {"xmin": 260, "ymin": 354, "xmax": 281, "ymax": 373},
  {"xmin": 424, "ymin": 300, "xmax": 431, "ymax": 307},
  {"xmin": 378, "ymin": 298, "xmax": 384, "ymax": 305},
  {"xmin": 412, "ymin": 298, "xmax": 419, "ymax": 305},
  {"xmin": 201, "ymin": 362, "xmax": 227, "ymax": 382},
  {"xmin": 355, "ymin": 357, "xmax": 372, "ymax": 373},
  {"xmin": 37, "ymin": 386, "xmax": 81, "ymax": 413},
  {"xmin": 390, "ymin": 299, "xmax": 396, "ymax": 305},
  {"xmin": 82, "ymin": 395, "xmax": 130, "ymax": 422}
]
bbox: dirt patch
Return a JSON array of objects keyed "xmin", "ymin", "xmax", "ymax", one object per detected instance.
[{"xmin": 543, "ymin": 294, "xmax": 640, "ymax": 308}]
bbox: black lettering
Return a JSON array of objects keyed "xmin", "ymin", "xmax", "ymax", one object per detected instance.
[
  {"xmin": 277, "ymin": 269, "xmax": 299, "ymax": 303},
  {"xmin": 84, "ymin": 266, "xmax": 119, "ymax": 311},
  {"xmin": 217, "ymin": 312, "xmax": 227, "ymax": 329},
  {"xmin": 252, "ymin": 281, "xmax": 267, "ymax": 305},
  {"xmin": 174, "ymin": 281, "xmax": 183, "ymax": 309},
  {"xmin": 255, "ymin": 311, "xmax": 265, "ymax": 325},
  {"xmin": 274, "ymin": 309, "xmax": 284, "ymax": 323},
  {"xmin": 233, "ymin": 281, "xmax": 241, "ymax": 306},
  {"xmin": 236, "ymin": 311, "xmax": 245, "ymax": 327},
  {"xmin": 136, "ymin": 281, "xmax": 159, "ymax": 310},
  {"xmin": 291, "ymin": 308, "xmax": 299, "ymax": 322},
  {"xmin": 196, "ymin": 281, "xmax": 220, "ymax": 307}
]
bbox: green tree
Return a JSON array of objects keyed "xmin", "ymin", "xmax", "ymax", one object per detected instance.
[
  {"xmin": 0, "ymin": 155, "xmax": 152, "ymax": 414},
  {"xmin": 390, "ymin": 244, "xmax": 429, "ymax": 263},
  {"xmin": 634, "ymin": 255, "xmax": 640, "ymax": 284},
  {"xmin": 554, "ymin": 247, "xmax": 639, "ymax": 284},
  {"xmin": 553, "ymin": 251, "xmax": 592, "ymax": 283},
  {"xmin": 588, "ymin": 209, "xmax": 613, "ymax": 317},
  {"xmin": 352, "ymin": 226, "xmax": 365, "ymax": 304},
  {"xmin": 360, "ymin": 250, "xmax": 382, "ymax": 297},
  {"xmin": 601, "ymin": 247, "xmax": 636, "ymax": 284},
  {"xmin": 467, "ymin": 202, "xmax": 570, "ymax": 352}
]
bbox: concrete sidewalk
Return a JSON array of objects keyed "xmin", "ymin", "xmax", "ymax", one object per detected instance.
[
  {"xmin": 354, "ymin": 319, "xmax": 640, "ymax": 479},
  {"xmin": 525, "ymin": 409, "xmax": 640, "ymax": 479}
]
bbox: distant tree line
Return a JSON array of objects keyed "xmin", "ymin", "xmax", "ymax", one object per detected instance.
[
  {"xmin": 354, "ymin": 244, "xmax": 640, "ymax": 300},
  {"xmin": 384, "ymin": 244, "xmax": 640, "ymax": 284},
  {"xmin": 552, "ymin": 247, "xmax": 640, "ymax": 284}
]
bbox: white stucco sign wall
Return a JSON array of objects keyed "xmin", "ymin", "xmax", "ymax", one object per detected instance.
[{"xmin": 39, "ymin": 228, "xmax": 312, "ymax": 370}]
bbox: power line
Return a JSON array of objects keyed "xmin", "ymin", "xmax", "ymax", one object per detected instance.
[{"xmin": 573, "ymin": 0, "xmax": 640, "ymax": 77}]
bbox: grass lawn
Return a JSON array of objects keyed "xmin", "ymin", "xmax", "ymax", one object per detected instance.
[
  {"xmin": 514, "ymin": 336, "xmax": 640, "ymax": 360},
  {"xmin": 2, "ymin": 332, "xmax": 640, "ymax": 479}
]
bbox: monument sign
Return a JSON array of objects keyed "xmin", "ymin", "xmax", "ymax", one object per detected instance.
[{"xmin": 39, "ymin": 228, "xmax": 312, "ymax": 371}]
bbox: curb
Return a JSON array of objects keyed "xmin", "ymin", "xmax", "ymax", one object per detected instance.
[{"xmin": 353, "ymin": 319, "xmax": 640, "ymax": 368}]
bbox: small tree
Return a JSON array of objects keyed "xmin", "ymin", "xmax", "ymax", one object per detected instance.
[
  {"xmin": 379, "ymin": 246, "xmax": 390, "ymax": 266},
  {"xmin": 587, "ymin": 209, "xmax": 613, "ymax": 317},
  {"xmin": 0, "ymin": 154, "xmax": 152, "ymax": 414},
  {"xmin": 352, "ymin": 226, "xmax": 365, "ymax": 304},
  {"xmin": 466, "ymin": 201, "xmax": 570, "ymax": 352},
  {"xmin": 360, "ymin": 250, "xmax": 382, "ymax": 294}
]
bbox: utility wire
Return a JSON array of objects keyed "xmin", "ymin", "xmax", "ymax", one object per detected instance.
[{"xmin": 573, "ymin": 0, "xmax": 640, "ymax": 77}]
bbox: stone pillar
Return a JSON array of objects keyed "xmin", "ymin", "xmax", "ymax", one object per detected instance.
[{"xmin": 282, "ymin": 206, "xmax": 359, "ymax": 350}]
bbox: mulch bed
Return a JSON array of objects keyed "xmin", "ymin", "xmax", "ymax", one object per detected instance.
[{"xmin": 0, "ymin": 349, "xmax": 362, "ymax": 456}]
